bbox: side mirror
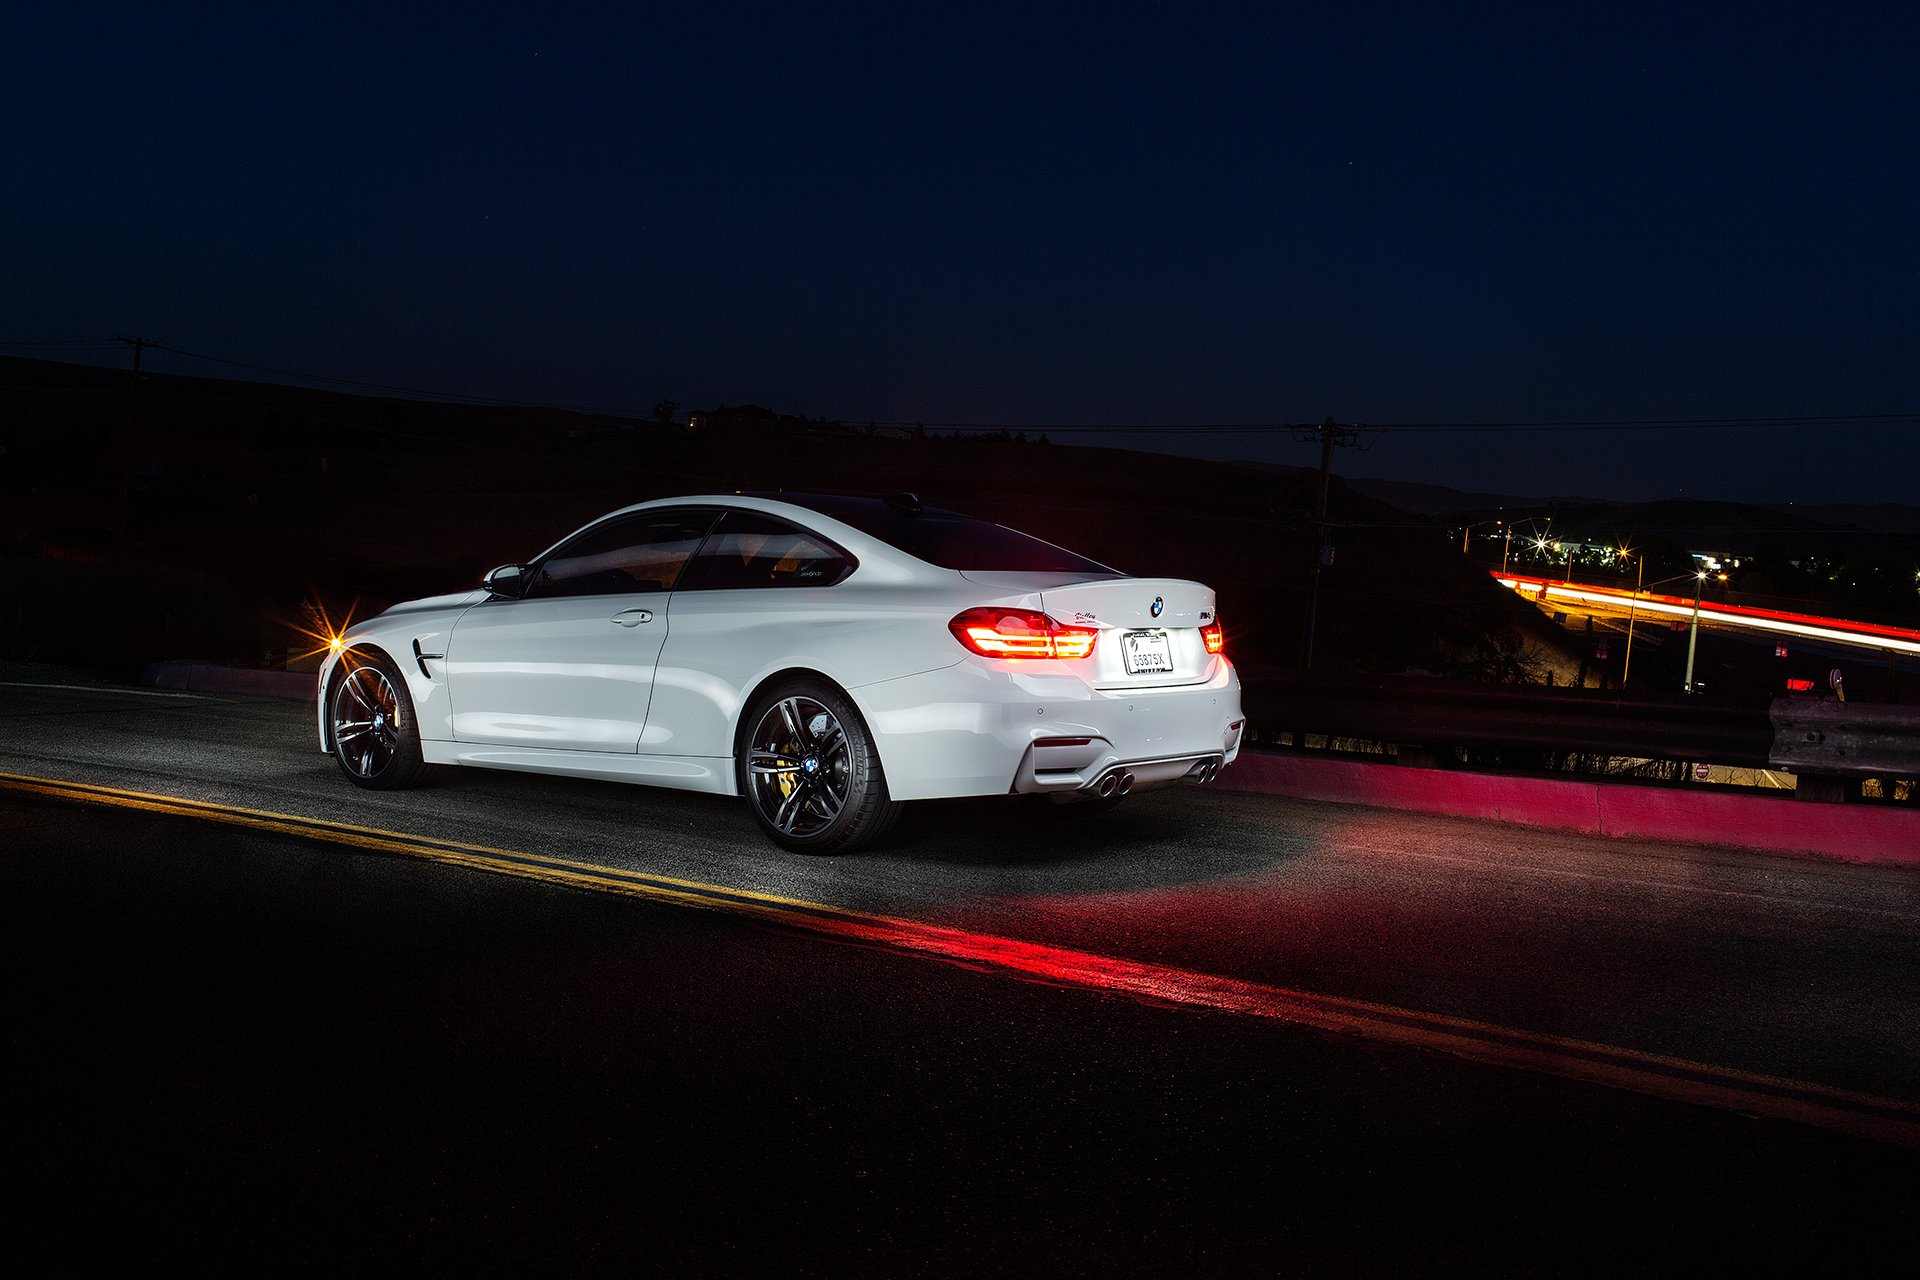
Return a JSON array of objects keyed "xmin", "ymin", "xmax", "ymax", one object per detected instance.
[{"xmin": 483, "ymin": 564, "xmax": 529, "ymax": 598}]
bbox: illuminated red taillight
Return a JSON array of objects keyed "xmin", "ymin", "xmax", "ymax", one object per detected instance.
[
  {"xmin": 1202, "ymin": 619, "xmax": 1224, "ymax": 654},
  {"xmin": 949, "ymin": 608, "xmax": 1098, "ymax": 660}
]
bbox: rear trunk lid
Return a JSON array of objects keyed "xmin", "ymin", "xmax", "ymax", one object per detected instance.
[{"xmin": 960, "ymin": 574, "xmax": 1220, "ymax": 689}]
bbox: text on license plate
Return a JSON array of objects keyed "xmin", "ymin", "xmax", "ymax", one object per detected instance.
[{"xmin": 1122, "ymin": 629, "xmax": 1174, "ymax": 674}]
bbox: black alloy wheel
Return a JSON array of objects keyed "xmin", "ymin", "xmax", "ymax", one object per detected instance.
[
  {"xmin": 742, "ymin": 680, "xmax": 899, "ymax": 853},
  {"xmin": 329, "ymin": 651, "xmax": 432, "ymax": 790}
]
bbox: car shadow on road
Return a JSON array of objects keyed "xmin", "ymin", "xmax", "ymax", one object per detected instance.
[
  {"xmin": 880, "ymin": 789, "xmax": 1308, "ymax": 885},
  {"xmin": 413, "ymin": 766, "xmax": 1305, "ymax": 891}
]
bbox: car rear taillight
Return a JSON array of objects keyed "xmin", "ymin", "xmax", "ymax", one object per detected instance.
[
  {"xmin": 1201, "ymin": 619, "xmax": 1224, "ymax": 654},
  {"xmin": 949, "ymin": 608, "xmax": 1098, "ymax": 660}
]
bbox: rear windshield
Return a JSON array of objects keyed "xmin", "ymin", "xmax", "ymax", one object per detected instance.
[{"xmin": 780, "ymin": 497, "xmax": 1118, "ymax": 574}]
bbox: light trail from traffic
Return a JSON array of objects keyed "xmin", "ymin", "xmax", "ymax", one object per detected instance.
[{"xmin": 1495, "ymin": 573, "xmax": 1920, "ymax": 656}]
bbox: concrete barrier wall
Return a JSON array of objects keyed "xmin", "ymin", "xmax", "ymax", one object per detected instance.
[
  {"xmin": 144, "ymin": 661, "xmax": 316, "ymax": 702},
  {"xmin": 1217, "ymin": 750, "xmax": 1920, "ymax": 866}
]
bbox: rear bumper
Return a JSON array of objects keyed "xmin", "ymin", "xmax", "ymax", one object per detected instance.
[
  {"xmin": 1012, "ymin": 743, "xmax": 1230, "ymax": 797},
  {"xmin": 851, "ymin": 656, "xmax": 1243, "ymax": 801}
]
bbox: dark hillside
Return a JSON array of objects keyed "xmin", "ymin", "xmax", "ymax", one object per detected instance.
[{"xmin": 1, "ymin": 356, "xmax": 1565, "ymax": 684}]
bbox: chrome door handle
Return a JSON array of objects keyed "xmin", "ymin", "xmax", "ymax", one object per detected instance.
[{"xmin": 609, "ymin": 609, "xmax": 654, "ymax": 626}]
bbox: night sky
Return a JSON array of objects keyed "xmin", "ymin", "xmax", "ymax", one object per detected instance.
[{"xmin": 6, "ymin": 2, "xmax": 1916, "ymax": 504}]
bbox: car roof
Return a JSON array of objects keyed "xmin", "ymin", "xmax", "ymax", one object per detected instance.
[
  {"xmin": 535, "ymin": 491, "xmax": 1115, "ymax": 580},
  {"xmin": 736, "ymin": 491, "xmax": 950, "ymax": 520},
  {"xmin": 530, "ymin": 493, "xmax": 940, "ymax": 581}
]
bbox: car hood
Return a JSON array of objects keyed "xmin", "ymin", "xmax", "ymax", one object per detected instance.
[{"xmin": 378, "ymin": 588, "xmax": 490, "ymax": 619}]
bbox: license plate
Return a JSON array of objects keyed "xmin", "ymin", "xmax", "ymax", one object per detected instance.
[{"xmin": 1122, "ymin": 629, "xmax": 1174, "ymax": 674}]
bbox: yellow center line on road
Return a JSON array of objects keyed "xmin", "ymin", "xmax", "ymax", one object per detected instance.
[{"xmin": 6, "ymin": 768, "xmax": 1920, "ymax": 1149}]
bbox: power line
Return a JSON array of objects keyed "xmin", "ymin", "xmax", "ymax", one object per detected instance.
[
  {"xmin": 149, "ymin": 343, "xmax": 647, "ymax": 416},
  {"xmin": 0, "ymin": 339, "xmax": 122, "ymax": 349},
  {"xmin": 6, "ymin": 338, "xmax": 1916, "ymax": 435},
  {"xmin": 878, "ymin": 422, "xmax": 1317, "ymax": 434},
  {"xmin": 2, "ymin": 338, "xmax": 645, "ymax": 417},
  {"xmin": 866, "ymin": 413, "xmax": 1919, "ymax": 434},
  {"xmin": 1373, "ymin": 412, "xmax": 1920, "ymax": 433}
]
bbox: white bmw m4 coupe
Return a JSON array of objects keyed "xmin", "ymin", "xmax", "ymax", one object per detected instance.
[{"xmin": 316, "ymin": 492, "xmax": 1243, "ymax": 852}]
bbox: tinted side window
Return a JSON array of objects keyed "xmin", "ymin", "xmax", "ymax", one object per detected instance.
[
  {"xmin": 678, "ymin": 511, "xmax": 855, "ymax": 590},
  {"xmin": 527, "ymin": 510, "xmax": 717, "ymax": 599}
]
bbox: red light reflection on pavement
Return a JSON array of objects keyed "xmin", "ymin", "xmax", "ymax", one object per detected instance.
[
  {"xmin": 4, "ymin": 770, "xmax": 1917, "ymax": 1149},
  {"xmin": 779, "ymin": 895, "xmax": 1920, "ymax": 1149}
]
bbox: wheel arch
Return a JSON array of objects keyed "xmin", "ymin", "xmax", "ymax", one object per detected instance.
[
  {"xmin": 320, "ymin": 642, "xmax": 407, "ymax": 752},
  {"xmin": 730, "ymin": 667, "xmax": 889, "ymax": 785}
]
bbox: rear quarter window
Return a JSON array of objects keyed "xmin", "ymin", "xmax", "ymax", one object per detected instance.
[{"xmin": 678, "ymin": 511, "xmax": 856, "ymax": 590}]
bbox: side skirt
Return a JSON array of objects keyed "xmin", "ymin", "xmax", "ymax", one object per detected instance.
[{"xmin": 420, "ymin": 741, "xmax": 738, "ymax": 796}]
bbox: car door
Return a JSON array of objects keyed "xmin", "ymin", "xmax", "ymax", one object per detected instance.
[
  {"xmin": 445, "ymin": 508, "xmax": 717, "ymax": 752},
  {"xmin": 643, "ymin": 509, "xmax": 858, "ymax": 756}
]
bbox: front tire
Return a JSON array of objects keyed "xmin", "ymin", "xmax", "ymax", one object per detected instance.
[
  {"xmin": 741, "ymin": 680, "xmax": 899, "ymax": 854},
  {"xmin": 328, "ymin": 651, "xmax": 432, "ymax": 790}
]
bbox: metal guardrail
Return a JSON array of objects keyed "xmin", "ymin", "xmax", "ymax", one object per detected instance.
[
  {"xmin": 1242, "ymin": 675, "xmax": 1920, "ymax": 787},
  {"xmin": 1243, "ymin": 675, "xmax": 1776, "ymax": 768},
  {"xmin": 1768, "ymin": 700, "xmax": 1920, "ymax": 779}
]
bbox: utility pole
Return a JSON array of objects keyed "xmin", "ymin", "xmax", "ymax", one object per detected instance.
[
  {"xmin": 112, "ymin": 335, "xmax": 160, "ymax": 541},
  {"xmin": 1296, "ymin": 417, "xmax": 1363, "ymax": 670},
  {"xmin": 113, "ymin": 333, "xmax": 159, "ymax": 377}
]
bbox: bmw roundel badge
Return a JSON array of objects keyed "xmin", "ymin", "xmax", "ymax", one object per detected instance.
[{"xmin": 1151, "ymin": 596, "xmax": 1164, "ymax": 618}]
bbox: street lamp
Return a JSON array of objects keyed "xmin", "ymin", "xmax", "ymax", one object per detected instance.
[
  {"xmin": 1503, "ymin": 516, "xmax": 1555, "ymax": 574},
  {"xmin": 1619, "ymin": 550, "xmax": 1643, "ymax": 687},
  {"xmin": 1618, "ymin": 566, "xmax": 1707, "ymax": 692},
  {"xmin": 1683, "ymin": 570, "xmax": 1729, "ymax": 694},
  {"xmin": 1684, "ymin": 572, "xmax": 1707, "ymax": 692},
  {"xmin": 1460, "ymin": 519, "xmax": 1503, "ymax": 555}
]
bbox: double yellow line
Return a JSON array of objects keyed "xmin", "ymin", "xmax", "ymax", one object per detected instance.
[{"xmin": 6, "ymin": 769, "xmax": 1919, "ymax": 1149}]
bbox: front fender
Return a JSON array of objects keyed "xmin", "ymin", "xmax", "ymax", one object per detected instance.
[{"xmin": 314, "ymin": 610, "xmax": 472, "ymax": 751}]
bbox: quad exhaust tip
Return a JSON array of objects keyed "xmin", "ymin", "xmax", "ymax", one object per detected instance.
[{"xmin": 1089, "ymin": 762, "xmax": 1221, "ymax": 796}]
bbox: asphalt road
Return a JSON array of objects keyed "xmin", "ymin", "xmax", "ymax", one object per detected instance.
[{"xmin": 5, "ymin": 674, "xmax": 1920, "ymax": 1271}]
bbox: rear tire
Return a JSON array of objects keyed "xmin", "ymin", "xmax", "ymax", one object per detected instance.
[
  {"xmin": 328, "ymin": 651, "xmax": 432, "ymax": 790},
  {"xmin": 741, "ymin": 679, "xmax": 899, "ymax": 854}
]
